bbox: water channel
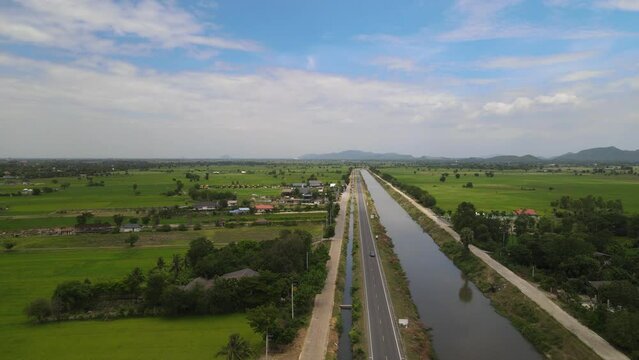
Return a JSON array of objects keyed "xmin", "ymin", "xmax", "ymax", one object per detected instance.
[
  {"xmin": 337, "ymin": 201, "xmax": 355, "ymax": 360},
  {"xmin": 361, "ymin": 170, "xmax": 541, "ymax": 360}
]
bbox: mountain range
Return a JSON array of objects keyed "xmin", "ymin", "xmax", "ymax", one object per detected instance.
[{"xmin": 299, "ymin": 147, "xmax": 639, "ymax": 163}]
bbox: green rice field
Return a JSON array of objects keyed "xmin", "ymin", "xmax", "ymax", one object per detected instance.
[{"xmin": 379, "ymin": 166, "xmax": 639, "ymax": 214}]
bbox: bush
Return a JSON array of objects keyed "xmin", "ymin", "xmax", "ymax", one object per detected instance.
[
  {"xmin": 177, "ymin": 224, "xmax": 188, "ymax": 231},
  {"xmin": 25, "ymin": 298, "xmax": 52, "ymax": 322},
  {"xmin": 157, "ymin": 224, "xmax": 171, "ymax": 232}
]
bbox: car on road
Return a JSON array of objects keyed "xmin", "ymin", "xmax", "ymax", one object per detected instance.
[{"xmin": 369, "ymin": 250, "xmax": 376, "ymax": 257}]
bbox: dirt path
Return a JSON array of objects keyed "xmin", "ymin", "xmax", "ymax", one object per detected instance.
[
  {"xmin": 298, "ymin": 184, "xmax": 351, "ymax": 360},
  {"xmin": 373, "ymin": 172, "xmax": 629, "ymax": 360}
]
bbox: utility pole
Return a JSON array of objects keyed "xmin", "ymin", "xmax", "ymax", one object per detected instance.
[
  {"xmin": 265, "ymin": 331, "xmax": 269, "ymax": 360},
  {"xmin": 306, "ymin": 251, "xmax": 309, "ymax": 271}
]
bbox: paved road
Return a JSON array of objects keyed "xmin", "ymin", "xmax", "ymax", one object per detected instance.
[
  {"xmin": 298, "ymin": 184, "xmax": 351, "ymax": 360},
  {"xmin": 372, "ymin": 171, "xmax": 629, "ymax": 360},
  {"xmin": 356, "ymin": 172, "xmax": 404, "ymax": 360}
]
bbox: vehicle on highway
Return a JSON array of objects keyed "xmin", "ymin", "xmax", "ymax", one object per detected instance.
[{"xmin": 369, "ymin": 250, "xmax": 376, "ymax": 257}]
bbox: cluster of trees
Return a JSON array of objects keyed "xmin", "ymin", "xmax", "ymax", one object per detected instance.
[
  {"xmin": 451, "ymin": 196, "xmax": 639, "ymax": 356},
  {"xmin": 323, "ymin": 200, "xmax": 340, "ymax": 238},
  {"xmin": 373, "ymin": 170, "xmax": 436, "ymax": 207},
  {"xmin": 25, "ymin": 230, "xmax": 329, "ymax": 349},
  {"xmin": 188, "ymin": 186, "xmax": 237, "ymax": 202}
]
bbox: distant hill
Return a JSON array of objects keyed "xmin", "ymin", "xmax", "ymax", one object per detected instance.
[
  {"xmin": 299, "ymin": 146, "xmax": 639, "ymax": 163},
  {"xmin": 299, "ymin": 150, "xmax": 415, "ymax": 160},
  {"xmin": 553, "ymin": 146, "xmax": 639, "ymax": 163}
]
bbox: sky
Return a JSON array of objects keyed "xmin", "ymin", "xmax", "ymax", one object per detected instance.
[{"xmin": 0, "ymin": 0, "xmax": 638, "ymax": 158}]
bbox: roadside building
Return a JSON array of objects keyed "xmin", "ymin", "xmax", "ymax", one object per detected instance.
[
  {"xmin": 513, "ymin": 208, "xmax": 538, "ymax": 216},
  {"xmin": 227, "ymin": 200, "xmax": 238, "ymax": 207},
  {"xmin": 281, "ymin": 188, "xmax": 294, "ymax": 197},
  {"xmin": 221, "ymin": 268, "xmax": 259, "ymax": 280},
  {"xmin": 229, "ymin": 207, "xmax": 250, "ymax": 215},
  {"xmin": 255, "ymin": 204, "xmax": 274, "ymax": 213},
  {"xmin": 120, "ymin": 224, "xmax": 143, "ymax": 233},
  {"xmin": 308, "ymin": 180, "xmax": 323, "ymax": 188},
  {"xmin": 193, "ymin": 201, "xmax": 220, "ymax": 211},
  {"xmin": 291, "ymin": 182, "xmax": 306, "ymax": 188}
]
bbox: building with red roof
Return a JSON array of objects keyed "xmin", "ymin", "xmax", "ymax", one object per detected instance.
[
  {"xmin": 513, "ymin": 208, "xmax": 538, "ymax": 216},
  {"xmin": 255, "ymin": 204, "xmax": 274, "ymax": 212}
]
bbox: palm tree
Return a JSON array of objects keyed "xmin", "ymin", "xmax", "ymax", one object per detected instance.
[{"xmin": 216, "ymin": 334, "xmax": 254, "ymax": 360}]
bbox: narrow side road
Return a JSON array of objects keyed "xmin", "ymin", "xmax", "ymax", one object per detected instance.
[
  {"xmin": 372, "ymin": 171, "xmax": 629, "ymax": 360},
  {"xmin": 298, "ymin": 183, "xmax": 351, "ymax": 360},
  {"xmin": 356, "ymin": 172, "xmax": 404, "ymax": 360}
]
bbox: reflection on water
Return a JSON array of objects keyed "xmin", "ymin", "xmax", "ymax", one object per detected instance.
[
  {"xmin": 361, "ymin": 170, "xmax": 540, "ymax": 360},
  {"xmin": 458, "ymin": 274, "xmax": 473, "ymax": 304}
]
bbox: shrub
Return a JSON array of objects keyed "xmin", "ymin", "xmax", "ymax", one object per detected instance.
[{"xmin": 25, "ymin": 298, "xmax": 52, "ymax": 322}]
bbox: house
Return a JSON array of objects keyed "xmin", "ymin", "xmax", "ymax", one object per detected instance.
[
  {"xmin": 513, "ymin": 208, "xmax": 538, "ymax": 216},
  {"xmin": 308, "ymin": 180, "xmax": 323, "ymax": 188},
  {"xmin": 221, "ymin": 268, "xmax": 259, "ymax": 280},
  {"xmin": 182, "ymin": 277, "xmax": 215, "ymax": 291},
  {"xmin": 194, "ymin": 201, "xmax": 220, "ymax": 211},
  {"xmin": 120, "ymin": 224, "xmax": 143, "ymax": 233},
  {"xmin": 281, "ymin": 188, "xmax": 294, "ymax": 197},
  {"xmin": 329, "ymin": 183, "xmax": 337, "ymax": 188},
  {"xmin": 229, "ymin": 207, "xmax": 250, "ymax": 215},
  {"xmin": 227, "ymin": 200, "xmax": 238, "ymax": 207},
  {"xmin": 255, "ymin": 204, "xmax": 274, "ymax": 213},
  {"xmin": 21, "ymin": 188, "xmax": 33, "ymax": 195},
  {"xmin": 291, "ymin": 183, "xmax": 306, "ymax": 188}
]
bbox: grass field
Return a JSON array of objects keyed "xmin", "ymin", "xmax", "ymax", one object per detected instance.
[
  {"xmin": 0, "ymin": 223, "xmax": 317, "ymax": 358},
  {"xmin": 380, "ymin": 167, "xmax": 639, "ymax": 214},
  {"xmin": 7, "ymin": 224, "xmax": 324, "ymax": 250},
  {"xmin": 0, "ymin": 164, "xmax": 347, "ymax": 216}
]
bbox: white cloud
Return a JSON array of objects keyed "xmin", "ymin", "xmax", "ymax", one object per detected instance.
[
  {"xmin": 371, "ymin": 57, "xmax": 422, "ymax": 72},
  {"xmin": 558, "ymin": 70, "xmax": 608, "ymax": 82},
  {"xmin": 0, "ymin": 53, "xmax": 464, "ymax": 157},
  {"xmin": 483, "ymin": 93, "xmax": 579, "ymax": 115},
  {"xmin": 598, "ymin": 0, "xmax": 639, "ymax": 11},
  {"xmin": 0, "ymin": 0, "xmax": 261, "ymax": 54},
  {"xmin": 482, "ymin": 51, "xmax": 595, "ymax": 69}
]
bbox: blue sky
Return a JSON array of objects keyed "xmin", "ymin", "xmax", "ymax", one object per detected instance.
[{"xmin": 0, "ymin": 0, "xmax": 638, "ymax": 158}]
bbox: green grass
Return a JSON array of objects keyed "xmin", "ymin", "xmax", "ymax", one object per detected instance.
[
  {"xmin": 8, "ymin": 224, "xmax": 324, "ymax": 250},
  {"xmin": 380, "ymin": 167, "xmax": 639, "ymax": 214},
  {"xmin": 0, "ymin": 238, "xmax": 268, "ymax": 358},
  {"xmin": 0, "ymin": 164, "xmax": 347, "ymax": 216},
  {"xmin": 3, "ymin": 314, "xmax": 259, "ymax": 360}
]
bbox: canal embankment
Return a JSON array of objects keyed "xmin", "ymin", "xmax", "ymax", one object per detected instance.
[{"xmin": 369, "ymin": 170, "xmax": 606, "ymax": 360}]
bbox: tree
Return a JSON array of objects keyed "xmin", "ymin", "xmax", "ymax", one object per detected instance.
[
  {"xmin": 25, "ymin": 298, "xmax": 52, "ymax": 322},
  {"xmin": 113, "ymin": 214, "xmax": 125, "ymax": 227},
  {"xmin": 144, "ymin": 271, "xmax": 168, "ymax": 307},
  {"xmin": 170, "ymin": 254, "xmax": 182, "ymax": 278},
  {"xmin": 439, "ymin": 175, "xmax": 446, "ymax": 183},
  {"xmin": 133, "ymin": 183, "xmax": 138, "ymax": 192},
  {"xmin": 75, "ymin": 212, "xmax": 94, "ymax": 225},
  {"xmin": 460, "ymin": 227, "xmax": 474, "ymax": 250},
  {"xmin": 126, "ymin": 233, "xmax": 139, "ymax": 247},
  {"xmin": 123, "ymin": 267, "xmax": 145, "ymax": 296},
  {"xmin": 3, "ymin": 240, "xmax": 16, "ymax": 251},
  {"xmin": 156, "ymin": 257, "xmax": 166, "ymax": 270},
  {"xmin": 216, "ymin": 334, "xmax": 254, "ymax": 360},
  {"xmin": 187, "ymin": 237, "xmax": 215, "ymax": 267}
]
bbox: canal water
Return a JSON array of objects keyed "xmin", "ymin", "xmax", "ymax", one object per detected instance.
[
  {"xmin": 337, "ymin": 201, "xmax": 355, "ymax": 360},
  {"xmin": 361, "ymin": 170, "xmax": 541, "ymax": 360}
]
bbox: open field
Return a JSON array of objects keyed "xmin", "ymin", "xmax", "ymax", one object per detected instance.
[
  {"xmin": 380, "ymin": 167, "xmax": 639, "ymax": 214},
  {"xmin": 0, "ymin": 242, "xmax": 263, "ymax": 359},
  {"xmin": 0, "ymin": 164, "xmax": 348, "ymax": 216},
  {"xmin": 0, "ymin": 222, "xmax": 323, "ymax": 358},
  {"xmin": 5, "ymin": 224, "xmax": 324, "ymax": 250}
]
